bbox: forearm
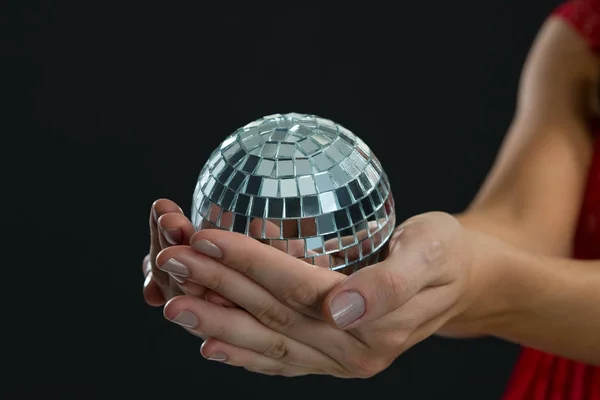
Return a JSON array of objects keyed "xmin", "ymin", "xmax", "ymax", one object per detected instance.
[{"xmin": 484, "ymin": 248, "xmax": 600, "ymax": 365}]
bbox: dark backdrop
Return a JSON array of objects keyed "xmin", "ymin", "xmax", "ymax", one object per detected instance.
[{"xmin": 2, "ymin": 0, "xmax": 562, "ymax": 398}]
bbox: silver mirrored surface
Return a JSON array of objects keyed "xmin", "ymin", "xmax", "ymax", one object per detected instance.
[{"xmin": 192, "ymin": 112, "xmax": 396, "ymax": 275}]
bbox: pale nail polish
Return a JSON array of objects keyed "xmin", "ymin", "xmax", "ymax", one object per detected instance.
[
  {"xmin": 191, "ymin": 239, "xmax": 223, "ymax": 259},
  {"xmin": 208, "ymin": 352, "xmax": 228, "ymax": 362},
  {"xmin": 171, "ymin": 310, "xmax": 198, "ymax": 328},
  {"xmin": 158, "ymin": 258, "xmax": 189, "ymax": 277},
  {"xmin": 162, "ymin": 227, "xmax": 182, "ymax": 245},
  {"xmin": 330, "ymin": 291, "xmax": 366, "ymax": 328},
  {"xmin": 170, "ymin": 273, "xmax": 186, "ymax": 284}
]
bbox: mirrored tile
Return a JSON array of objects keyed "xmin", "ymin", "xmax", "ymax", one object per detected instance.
[
  {"xmin": 335, "ymin": 186, "xmax": 353, "ymax": 208},
  {"xmin": 260, "ymin": 178, "xmax": 278, "ymax": 197},
  {"xmin": 330, "ymin": 164, "xmax": 351, "ymax": 187},
  {"xmin": 277, "ymin": 143, "xmax": 295, "ymax": 158},
  {"xmin": 251, "ymin": 197, "xmax": 267, "ymax": 218},
  {"xmin": 282, "ymin": 219, "xmax": 299, "ymax": 239},
  {"xmin": 264, "ymin": 219, "xmax": 283, "ymax": 238},
  {"xmin": 220, "ymin": 135, "xmax": 237, "ymax": 150},
  {"xmin": 238, "ymin": 126, "xmax": 258, "ymax": 141},
  {"xmin": 270, "ymin": 128, "xmax": 288, "ymax": 141},
  {"xmin": 298, "ymin": 175, "xmax": 317, "ymax": 196},
  {"xmin": 348, "ymin": 203, "xmax": 364, "ymax": 224},
  {"xmin": 334, "ymin": 209, "xmax": 351, "ymax": 229},
  {"xmin": 312, "ymin": 254, "xmax": 330, "ymax": 268},
  {"xmin": 228, "ymin": 171, "xmax": 246, "ymax": 191},
  {"xmin": 312, "ymin": 133, "xmax": 331, "ymax": 146},
  {"xmin": 199, "ymin": 197, "xmax": 211, "ymax": 218},
  {"xmin": 219, "ymin": 211, "xmax": 234, "ymax": 230},
  {"xmin": 340, "ymin": 157, "xmax": 360, "ymax": 178},
  {"xmin": 314, "ymin": 172, "xmax": 335, "ymax": 193},
  {"xmin": 312, "ymin": 152, "xmax": 334, "ymax": 171},
  {"xmin": 241, "ymin": 155, "xmax": 260, "ymax": 174},
  {"xmin": 261, "ymin": 142, "xmax": 278, "ymax": 158},
  {"xmin": 208, "ymin": 202, "xmax": 222, "ymax": 223},
  {"xmin": 302, "ymin": 195, "xmax": 320, "ymax": 216},
  {"xmin": 244, "ymin": 175, "xmax": 262, "ymax": 196},
  {"xmin": 319, "ymin": 190, "xmax": 337, "ymax": 213},
  {"xmin": 361, "ymin": 196, "xmax": 374, "ymax": 217},
  {"xmin": 347, "ymin": 180, "xmax": 364, "ymax": 201},
  {"xmin": 277, "ymin": 160, "xmax": 294, "ymax": 177},
  {"xmin": 280, "ymin": 178, "xmax": 298, "ymax": 197},
  {"xmin": 334, "ymin": 138, "xmax": 353, "ymax": 156},
  {"xmin": 256, "ymin": 158, "xmax": 275, "ymax": 176},
  {"xmin": 220, "ymin": 189, "xmax": 236, "ymax": 209},
  {"xmin": 287, "ymin": 239, "xmax": 305, "ymax": 255},
  {"xmin": 323, "ymin": 232, "xmax": 341, "ymax": 253},
  {"xmin": 285, "ymin": 197, "xmax": 301, "ymax": 218},
  {"xmin": 297, "ymin": 138, "xmax": 319, "ymax": 155},
  {"xmin": 212, "ymin": 157, "xmax": 226, "ymax": 177},
  {"xmin": 298, "ymin": 217, "xmax": 317, "ymax": 237},
  {"xmin": 305, "ymin": 236, "xmax": 324, "ymax": 253},
  {"xmin": 218, "ymin": 164, "xmax": 235, "ymax": 184},
  {"xmin": 317, "ymin": 213, "xmax": 336, "ymax": 235},
  {"xmin": 267, "ymin": 198, "xmax": 284, "ymax": 219},
  {"xmin": 234, "ymin": 193, "xmax": 251, "ymax": 215},
  {"xmin": 324, "ymin": 145, "xmax": 345, "ymax": 163},
  {"xmin": 248, "ymin": 218, "xmax": 266, "ymax": 238},
  {"xmin": 232, "ymin": 214, "xmax": 248, "ymax": 234},
  {"xmin": 294, "ymin": 158, "xmax": 312, "ymax": 175}
]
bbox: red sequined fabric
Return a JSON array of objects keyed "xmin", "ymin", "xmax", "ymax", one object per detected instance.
[{"xmin": 502, "ymin": 2, "xmax": 600, "ymax": 398}]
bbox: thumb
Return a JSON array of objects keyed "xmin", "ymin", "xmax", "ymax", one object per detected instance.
[{"xmin": 323, "ymin": 213, "xmax": 457, "ymax": 329}]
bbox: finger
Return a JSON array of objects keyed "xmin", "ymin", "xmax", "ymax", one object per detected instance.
[
  {"xmin": 188, "ymin": 230, "xmax": 345, "ymax": 315},
  {"xmin": 200, "ymin": 339, "xmax": 315, "ymax": 377},
  {"xmin": 163, "ymin": 295, "xmax": 341, "ymax": 373},
  {"xmin": 149, "ymin": 199, "xmax": 183, "ymax": 288},
  {"xmin": 157, "ymin": 246, "xmax": 361, "ymax": 361},
  {"xmin": 142, "ymin": 255, "xmax": 165, "ymax": 306},
  {"xmin": 323, "ymin": 216, "xmax": 457, "ymax": 330},
  {"xmin": 157, "ymin": 212, "xmax": 195, "ymax": 248}
]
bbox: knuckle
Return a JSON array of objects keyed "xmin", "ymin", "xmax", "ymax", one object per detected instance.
[
  {"xmin": 205, "ymin": 271, "xmax": 227, "ymax": 294},
  {"xmin": 374, "ymin": 268, "xmax": 406, "ymax": 302},
  {"xmin": 259, "ymin": 338, "xmax": 289, "ymax": 360},
  {"xmin": 253, "ymin": 301, "xmax": 295, "ymax": 331},
  {"xmin": 346, "ymin": 353, "xmax": 389, "ymax": 379},
  {"xmin": 280, "ymin": 281, "xmax": 320, "ymax": 309}
]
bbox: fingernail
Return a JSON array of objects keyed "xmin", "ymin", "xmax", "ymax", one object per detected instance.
[
  {"xmin": 153, "ymin": 206, "xmax": 160, "ymax": 222},
  {"xmin": 161, "ymin": 227, "xmax": 182, "ymax": 245},
  {"xmin": 191, "ymin": 239, "xmax": 223, "ymax": 259},
  {"xmin": 330, "ymin": 291, "xmax": 366, "ymax": 328},
  {"xmin": 158, "ymin": 258, "xmax": 189, "ymax": 277},
  {"xmin": 143, "ymin": 271, "xmax": 153, "ymax": 288},
  {"xmin": 170, "ymin": 273, "xmax": 186, "ymax": 284},
  {"xmin": 170, "ymin": 310, "xmax": 198, "ymax": 328},
  {"xmin": 208, "ymin": 352, "xmax": 228, "ymax": 362}
]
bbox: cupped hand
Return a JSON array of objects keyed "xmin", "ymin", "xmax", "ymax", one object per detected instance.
[
  {"xmin": 157, "ymin": 212, "xmax": 503, "ymax": 377},
  {"xmin": 143, "ymin": 198, "xmax": 234, "ymax": 307}
]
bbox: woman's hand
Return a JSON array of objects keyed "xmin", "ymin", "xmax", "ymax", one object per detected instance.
[
  {"xmin": 157, "ymin": 212, "xmax": 505, "ymax": 377},
  {"xmin": 142, "ymin": 199, "xmax": 234, "ymax": 307}
]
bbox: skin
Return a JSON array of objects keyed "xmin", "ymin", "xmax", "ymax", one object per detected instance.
[{"xmin": 142, "ymin": 18, "xmax": 600, "ymax": 376}]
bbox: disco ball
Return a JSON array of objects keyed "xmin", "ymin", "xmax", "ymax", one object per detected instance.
[{"xmin": 191, "ymin": 113, "xmax": 396, "ymax": 275}]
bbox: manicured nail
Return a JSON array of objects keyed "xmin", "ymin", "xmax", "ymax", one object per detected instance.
[
  {"xmin": 170, "ymin": 274, "xmax": 186, "ymax": 284},
  {"xmin": 143, "ymin": 271, "xmax": 153, "ymax": 288},
  {"xmin": 161, "ymin": 227, "xmax": 182, "ymax": 245},
  {"xmin": 329, "ymin": 291, "xmax": 366, "ymax": 328},
  {"xmin": 152, "ymin": 206, "xmax": 160, "ymax": 222},
  {"xmin": 191, "ymin": 239, "xmax": 223, "ymax": 259},
  {"xmin": 158, "ymin": 258, "xmax": 189, "ymax": 277},
  {"xmin": 208, "ymin": 352, "xmax": 228, "ymax": 362},
  {"xmin": 170, "ymin": 310, "xmax": 198, "ymax": 328}
]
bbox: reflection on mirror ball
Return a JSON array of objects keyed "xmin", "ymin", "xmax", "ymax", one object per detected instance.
[{"xmin": 191, "ymin": 113, "xmax": 396, "ymax": 275}]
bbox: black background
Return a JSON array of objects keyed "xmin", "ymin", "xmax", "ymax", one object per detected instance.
[{"xmin": 2, "ymin": 0, "xmax": 562, "ymax": 398}]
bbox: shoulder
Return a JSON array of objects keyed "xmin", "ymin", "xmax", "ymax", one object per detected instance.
[{"xmin": 552, "ymin": 0, "xmax": 600, "ymax": 54}]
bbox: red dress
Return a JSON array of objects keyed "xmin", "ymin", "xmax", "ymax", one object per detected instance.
[{"xmin": 502, "ymin": 2, "xmax": 600, "ymax": 398}]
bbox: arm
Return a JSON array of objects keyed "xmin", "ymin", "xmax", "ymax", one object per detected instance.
[
  {"xmin": 481, "ymin": 247, "xmax": 600, "ymax": 365},
  {"xmin": 457, "ymin": 17, "xmax": 598, "ymax": 256},
  {"xmin": 455, "ymin": 16, "xmax": 600, "ymax": 361}
]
